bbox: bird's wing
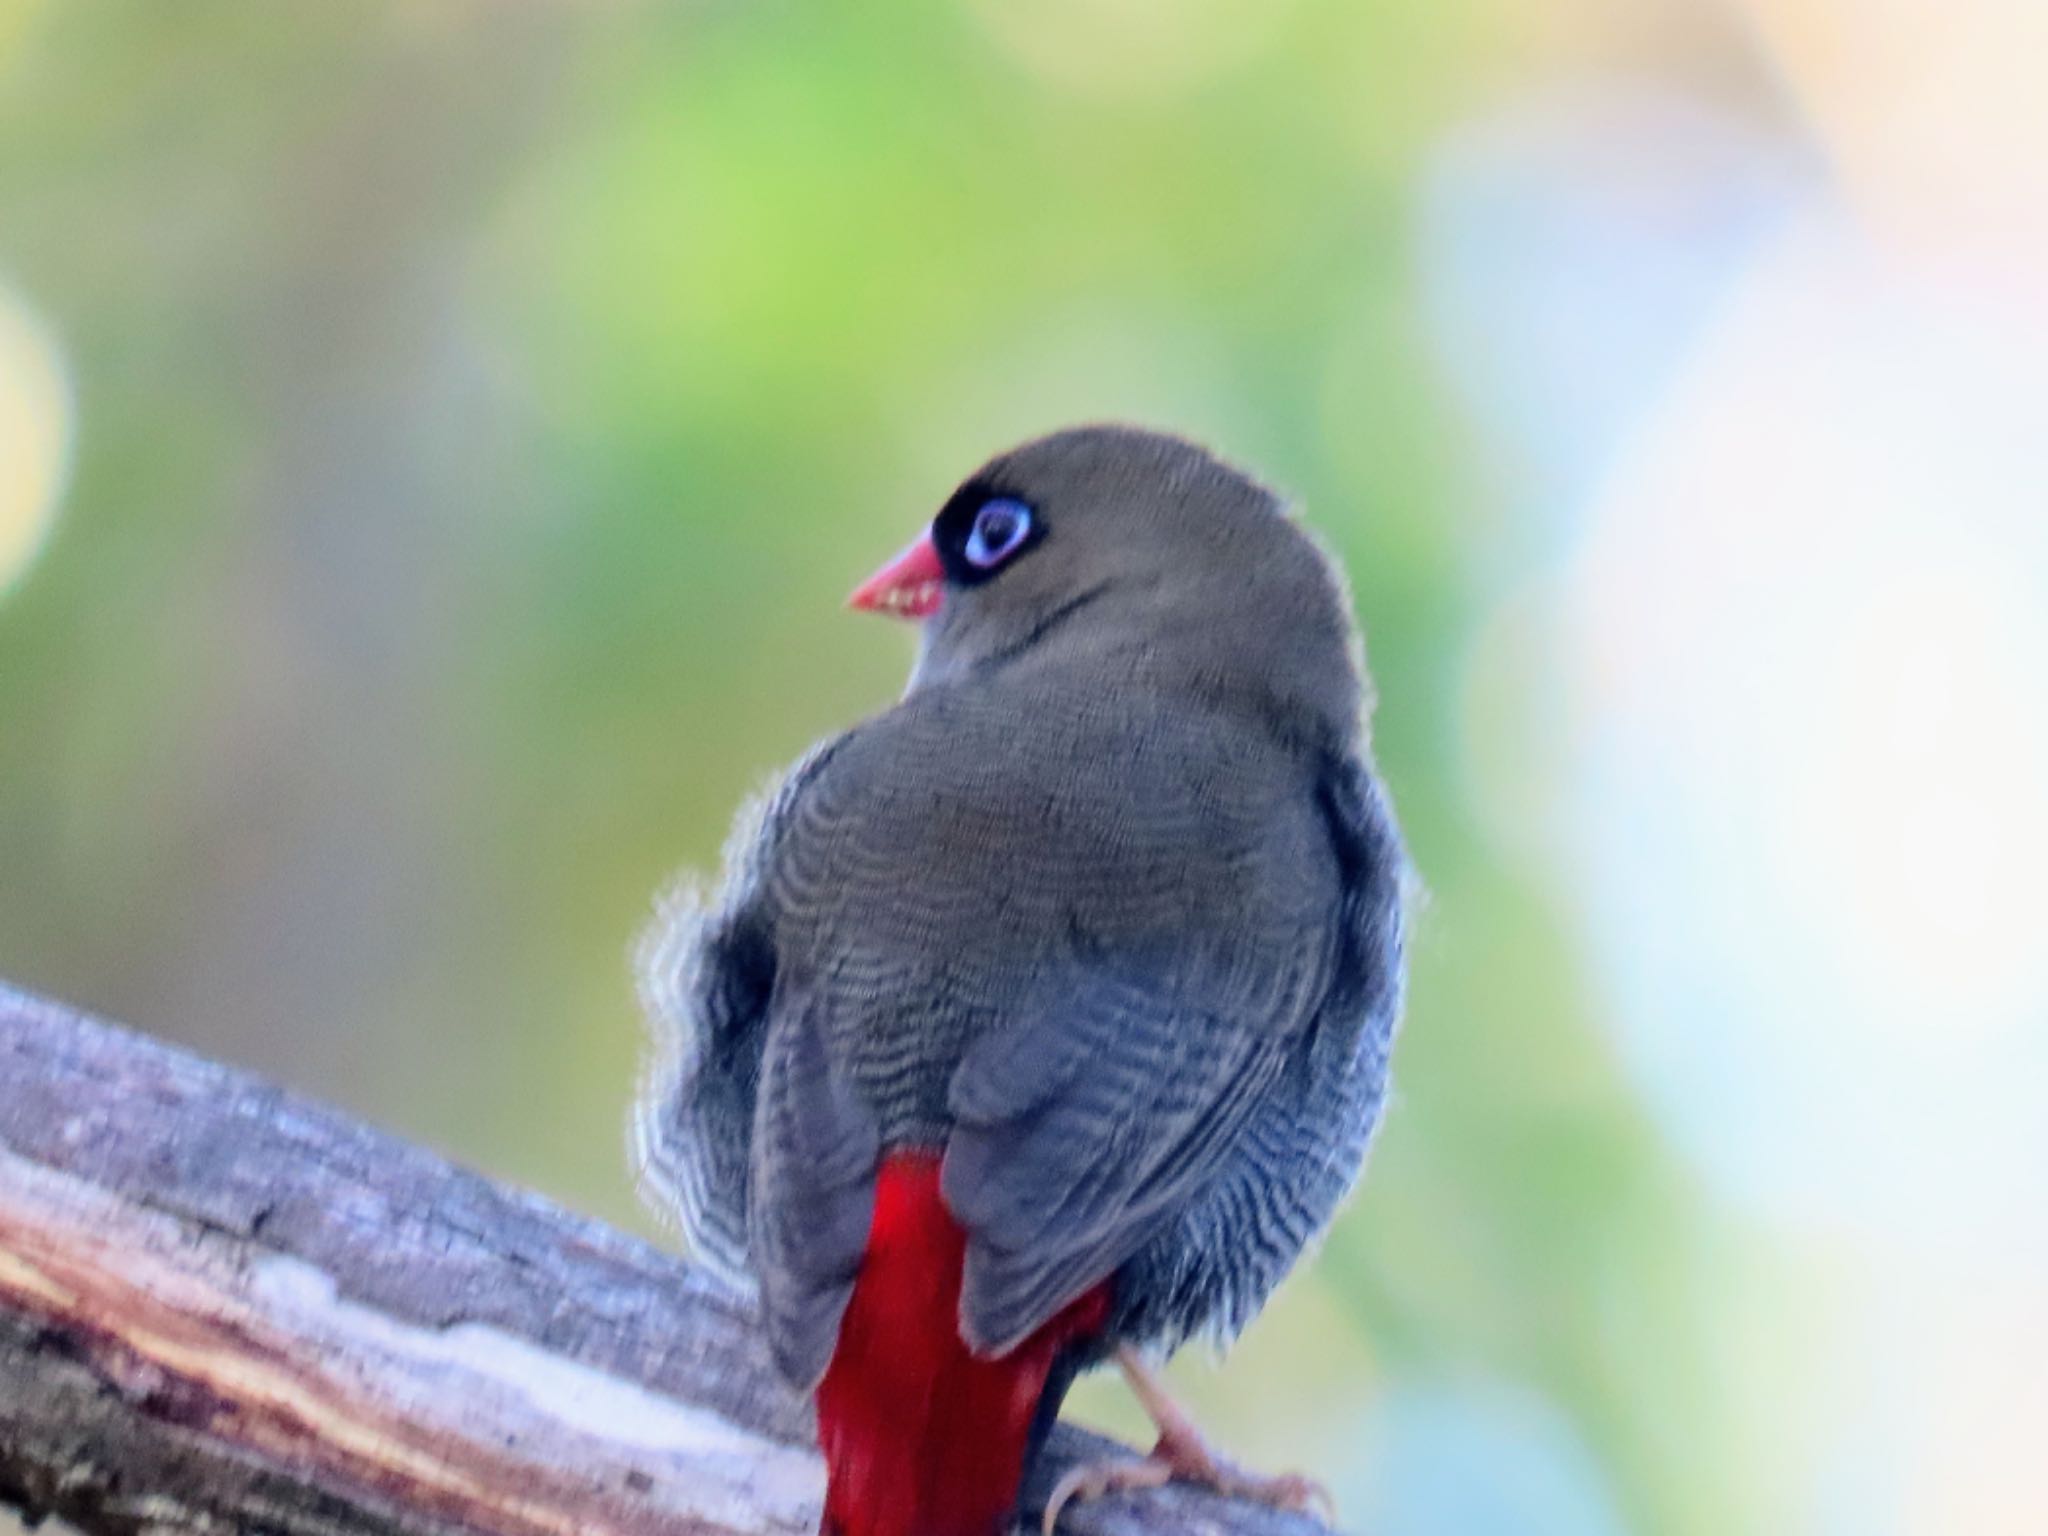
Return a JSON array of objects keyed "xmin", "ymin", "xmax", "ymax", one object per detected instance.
[
  {"xmin": 942, "ymin": 926, "xmax": 1328, "ymax": 1357},
  {"xmin": 749, "ymin": 985, "xmax": 882, "ymax": 1388},
  {"xmin": 632, "ymin": 734, "xmax": 849, "ymax": 1292}
]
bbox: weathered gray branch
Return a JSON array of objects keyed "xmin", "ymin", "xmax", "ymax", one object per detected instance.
[{"xmin": 0, "ymin": 983, "xmax": 1336, "ymax": 1536}]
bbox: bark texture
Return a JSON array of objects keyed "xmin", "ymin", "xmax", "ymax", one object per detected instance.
[{"xmin": 0, "ymin": 983, "xmax": 1339, "ymax": 1536}]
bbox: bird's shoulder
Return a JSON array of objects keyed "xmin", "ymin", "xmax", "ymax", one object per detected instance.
[
  {"xmin": 754, "ymin": 681, "xmax": 1360, "ymax": 1000},
  {"xmin": 794, "ymin": 678, "xmax": 1325, "ymax": 862}
]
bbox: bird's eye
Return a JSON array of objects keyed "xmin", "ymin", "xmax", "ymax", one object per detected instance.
[{"xmin": 963, "ymin": 499, "xmax": 1034, "ymax": 569}]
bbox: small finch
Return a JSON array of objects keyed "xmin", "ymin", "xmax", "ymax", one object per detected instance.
[{"xmin": 637, "ymin": 425, "xmax": 1408, "ymax": 1536}]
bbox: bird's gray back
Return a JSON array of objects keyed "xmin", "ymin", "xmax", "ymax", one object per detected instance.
[{"xmin": 763, "ymin": 679, "xmax": 1338, "ymax": 1150}]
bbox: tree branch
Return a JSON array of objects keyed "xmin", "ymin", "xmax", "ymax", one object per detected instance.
[{"xmin": 0, "ymin": 983, "xmax": 1337, "ymax": 1536}]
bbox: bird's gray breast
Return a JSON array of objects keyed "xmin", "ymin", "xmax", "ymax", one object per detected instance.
[{"xmin": 763, "ymin": 683, "xmax": 1333, "ymax": 1148}]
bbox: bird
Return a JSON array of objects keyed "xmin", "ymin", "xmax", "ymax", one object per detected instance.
[{"xmin": 634, "ymin": 424, "xmax": 1408, "ymax": 1536}]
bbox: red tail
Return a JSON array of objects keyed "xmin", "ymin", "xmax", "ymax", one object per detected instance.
[{"xmin": 815, "ymin": 1151, "xmax": 1109, "ymax": 1536}]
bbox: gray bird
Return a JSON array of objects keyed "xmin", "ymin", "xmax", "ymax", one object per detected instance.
[{"xmin": 636, "ymin": 425, "xmax": 1408, "ymax": 1536}]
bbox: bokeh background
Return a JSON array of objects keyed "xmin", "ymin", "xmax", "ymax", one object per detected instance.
[{"xmin": 3, "ymin": 1, "xmax": 2045, "ymax": 1532}]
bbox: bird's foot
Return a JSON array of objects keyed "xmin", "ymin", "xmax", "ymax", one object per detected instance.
[
  {"xmin": 1040, "ymin": 1428, "xmax": 1334, "ymax": 1532},
  {"xmin": 1041, "ymin": 1455, "xmax": 1174, "ymax": 1532},
  {"xmin": 1039, "ymin": 1344, "xmax": 1334, "ymax": 1532}
]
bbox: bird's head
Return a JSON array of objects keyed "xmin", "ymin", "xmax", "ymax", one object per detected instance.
[{"xmin": 850, "ymin": 424, "xmax": 1369, "ymax": 744}]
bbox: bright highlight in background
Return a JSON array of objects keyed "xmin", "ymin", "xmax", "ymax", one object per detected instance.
[
  {"xmin": 0, "ymin": 283, "xmax": 71, "ymax": 599},
  {"xmin": 1431, "ymin": 61, "xmax": 2048, "ymax": 1529}
]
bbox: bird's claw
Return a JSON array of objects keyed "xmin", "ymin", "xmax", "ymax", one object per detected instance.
[
  {"xmin": 1040, "ymin": 1437, "xmax": 1334, "ymax": 1532},
  {"xmin": 1041, "ymin": 1457, "xmax": 1174, "ymax": 1533}
]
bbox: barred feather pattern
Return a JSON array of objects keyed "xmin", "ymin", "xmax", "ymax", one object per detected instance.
[
  {"xmin": 1109, "ymin": 753, "xmax": 1409, "ymax": 1352},
  {"xmin": 637, "ymin": 677, "xmax": 1407, "ymax": 1380},
  {"xmin": 632, "ymin": 737, "xmax": 848, "ymax": 1296}
]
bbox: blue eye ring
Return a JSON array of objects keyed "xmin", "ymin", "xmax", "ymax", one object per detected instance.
[{"xmin": 963, "ymin": 498, "xmax": 1034, "ymax": 569}]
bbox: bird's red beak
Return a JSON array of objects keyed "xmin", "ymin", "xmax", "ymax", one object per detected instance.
[{"xmin": 847, "ymin": 532, "xmax": 945, "ymax": 621}]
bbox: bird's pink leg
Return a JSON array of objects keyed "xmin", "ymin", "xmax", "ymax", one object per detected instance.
[{"xmin": 1040, "ymin": 1346, "xmax": 1335, "ymax": 1533}]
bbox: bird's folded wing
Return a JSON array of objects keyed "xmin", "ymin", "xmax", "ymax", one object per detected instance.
[
  {"xmin": 634, "ymin": 733, "xmax": 850, "ymax": 1294},
  {"xmin": 941, "ymin": 963, "xmax": 1306, "ymax": 1358},
  {"xmin": 749, "ymin": 993, "xmax": 882, "ymax": 1389}
]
